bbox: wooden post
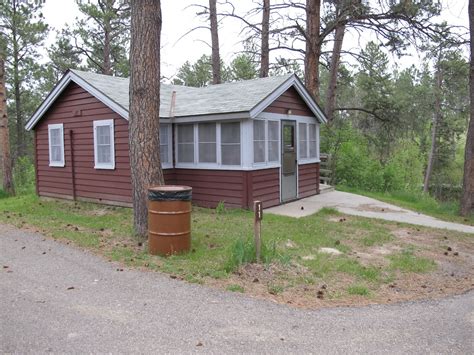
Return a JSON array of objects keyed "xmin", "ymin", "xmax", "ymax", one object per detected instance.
[
  {"xmin": 254, "ymin": 200, "xmax": 263, "ymax": 262},
  {"xmin": 69, "ymin": 130, "xmax": 76, "ymax": 201}
]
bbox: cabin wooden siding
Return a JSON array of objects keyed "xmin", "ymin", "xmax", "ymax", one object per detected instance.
[
  {"xmin": 246, "ymin": 168, "xmax": 280, "ymax": 209},
  {"xmin": 263, "ymin": 86, "xmax": 313, "ymax": 117},
  {"xmin": 298, "ymin": 162, "xmax": 320, "ymax": 198}
]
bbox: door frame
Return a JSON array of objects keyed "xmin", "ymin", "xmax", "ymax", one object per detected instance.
[{"xmin": 280, "ymin": 119, "xmax": 298, "ymax": 203}]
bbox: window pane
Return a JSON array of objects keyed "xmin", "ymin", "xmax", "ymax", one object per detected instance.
[
  {"xmin": 52, "ymin": 146, "xmax": 62, "ymax": 162},
  {"xmin": 268, "ymin": 141, "xmax": 279, "ymax": 162},
  {"xmin": 160, "ymin": 124, "xmax": 169, "ymax": 143},
  {"xmin": 268, "ymin": 121, "xmax": 278, "ymax": 141},
  {"xmin": 178, "ymin": 144, "xmax": 194, "ymax": 163},
  {"xmin": 253, "ymin": 120, "xmax": 265, "ymax": 140},
  {"xmin": 199, "ymin": 143, "xmax": 216, "ymax": 163},
  {"xmin": 221, "ymin": 122, "xmax": 240, "ymax": 165},
  {"xmin": 222, "ymin": 145, "xmax": 240, "ymax": 165},
  {"xmin": 198, "ymin": 123, "xmax": 216, "ymax": 163},
  {"xmin": 160, "ymin": 145, "xmax": 169, "ymax": 163},
  {"xmin": 254, "ymin": 141, "xmax": 265, "ymax": 163},
  {"xmin": 299, "ymin": 123, "xmax": 307, "ymax": 159},
  {"xmin": 309, "ymin": 124, "xmax": 316, "ymax": 141},
  {"xmin": 98, "ymin": 144, "xmax": 111, "ymax": 163},
  {"xmin": 178, "ymin": 124, "xmax": 194, "ymax": 143},
  {"xmin": 97, "ymin": 125, "xmax": 110, "ymax": 145},
  {"xmin": 221, "ymin": 122, "xmax": 240, "ymax": 143},
  {"xmin": 50, "ymin": 128, "xmax": 60, "ymax": 145}
]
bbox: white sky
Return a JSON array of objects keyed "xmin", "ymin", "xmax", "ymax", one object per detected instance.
[{"xmin": 41, "ymin": 0, "xmax": 469, "ymax": 80}]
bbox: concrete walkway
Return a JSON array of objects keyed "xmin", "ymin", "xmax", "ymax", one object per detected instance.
[
  {"xmin": 1, "ymin": 225, "xmax": 473, "ymax": 354},
  {"xmin": 266, "ymin": 190, "xmax": 474, "ymax": 234}
]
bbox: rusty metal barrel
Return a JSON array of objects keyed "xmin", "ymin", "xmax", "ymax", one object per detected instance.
[{"xmin": 148, "ymin": 185, "xmax": 192, "ymax": 256}]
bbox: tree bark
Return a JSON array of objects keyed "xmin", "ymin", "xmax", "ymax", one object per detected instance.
[
  {"xmin": 325, "ymin": 22, "xmax": 345, "ymax": 122},
  {"xmin": 423, "ymin": 60, "xmax": 443, "ymax": 193},
  {"xmin": 11, "ymin": 1, "xmax": 24, "ymax": 158},
  {"xmin": 260, "ymin": 0, "xmax": 270, "ymax": 78},
  {"xmin": 209, "ymin": 0, "xmax": 221, "ymax": 84},
  {"xmin": 103, "ymin": 13, "xmax": 112, "ymax": 76},
  {"xmin": 460, "ymin": 0, "xmax": 474, "ymax": 216},
  {"xmin": 129, "ymin": 0, "xmax": 164, "ymax": 238},
  {"xmin": 304, "ymin": 0, "xmax": 321, "ymax": 101},
  {"xmin": 0, "ymin": 56, "xmax": 15, "ymax": 195}
]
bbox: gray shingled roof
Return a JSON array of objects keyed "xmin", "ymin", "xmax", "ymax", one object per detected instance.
[{"xmin": 71, "ymin": 69, "xmax": 293, "ymax": 118}]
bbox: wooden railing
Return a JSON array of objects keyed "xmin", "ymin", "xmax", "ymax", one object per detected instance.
[{"xmin": 320, "ymin": 153, "xmax": 332, "ymax": 185}]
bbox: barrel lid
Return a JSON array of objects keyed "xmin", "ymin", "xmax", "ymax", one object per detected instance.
[{"xmin": 148, "ymin": 185, "xmax": 192, "ymax": 192}]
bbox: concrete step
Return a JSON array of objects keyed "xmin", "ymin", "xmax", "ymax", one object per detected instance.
[{"xmin": 319, "ymin": 184, "xmax": 335, "ymax": 194}]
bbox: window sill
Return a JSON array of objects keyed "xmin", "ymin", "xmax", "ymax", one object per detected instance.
[
  {"xmin": 49, "ymin": 162, "xmax": 65, "ymax": 167},
  {"xmin": 298, "ymin": 158, "xmax": 320, "ymax": 165},
  {"xmin": 94, "ymin": 164, "xmax": 115, "ymax": 170}
]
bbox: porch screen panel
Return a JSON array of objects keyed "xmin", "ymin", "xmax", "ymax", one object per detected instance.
[
  {"xmin": 198, "ymin": 122, "xmax": 217, "ymax": 163},
  {"xmin": 160, "ymin": 124, "xmax": 169, "ymax": 163},
  {"xmin": 177, "ymin": 124, "xmax": 194, "ymax": 163},
  {"xmin": 309, "ymin": 123, "xmax": 317, "ymax": 158},
  {"xmin": 268, "ymin": 121, "xmax": 279, "ymax": 162},
  {"xmin": 221, "ymin": 122, "xmax": 240, "ymax": 165},
  {"xmin": 253, "ymin": 120, "xmax": 265, "ymax": 163},
  {"xmin": 298, "ymin": 123, "xmax": 307, "ymax": 159}
]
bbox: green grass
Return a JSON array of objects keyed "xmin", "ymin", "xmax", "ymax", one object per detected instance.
[
  {"xmin": 347, "ymin": 284, "xmax": 370, "ymax": 296},
  {"xmin": 337, "ymin": 186, "xmax": 474, "ymax": 226},
  {"xmin": 0, "ymin": 192, "xmax": 448, "ymax": 298},
  {"xmin": 388, "ymin": 249, "xmax": 437, "ymax": 273}
]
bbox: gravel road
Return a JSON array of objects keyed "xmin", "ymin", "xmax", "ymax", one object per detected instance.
[{"xmin": 1, "ymin": 224, "xmax": 473, "ymax": 354}]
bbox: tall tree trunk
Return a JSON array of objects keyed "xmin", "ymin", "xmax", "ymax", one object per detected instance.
[
  {"xmin": 325, "ymin": 23, "xmax": 345, "ymax": 122},
  {"xmin": 0, "ymin": 56, "xmax": 15, "ymax": 195},
  {"xmin": 103, "ymin": 19, "xmax": 112, "ymax": 75},
  {"xmin": 11, "ymin": 2, "xmax": 23, "ymax": 158},
  {"xmin": 304, "ymin": 0, "xmax": 321, "ymax": 101},
  {"xmin": 260, "ymin": 0, "xmax": 270, "ymax": 78},
  {"xmin": 129, "ymin": 0, "xmax": 164, "ymax": 238},
  {"xmin": 460, "ymin": 0, "xmax": 474, "ymax": 216},
  {"xmin": 209, "ymin": 0, "xmax": 221, "ymax": 84},
  {"xmin": 423, "ymin": 61, "xmax": 443, "ymax": 193}
]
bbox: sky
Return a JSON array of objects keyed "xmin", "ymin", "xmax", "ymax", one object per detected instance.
[{"xmin": 41, "ymin": 0, "xmax": 470, "ymax": 80}]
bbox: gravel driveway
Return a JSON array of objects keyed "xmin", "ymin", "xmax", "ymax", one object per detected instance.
[{"xmin": 1, "ymin": 224, "xmax": 473, "ymax": 354}]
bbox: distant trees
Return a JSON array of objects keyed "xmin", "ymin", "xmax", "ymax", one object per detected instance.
[{"xmin": 0, "ymin": 0, "xmax": 49, "ymax": 159}]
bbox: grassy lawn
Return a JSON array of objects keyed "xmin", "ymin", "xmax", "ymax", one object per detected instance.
[
  {"xmin": 1, "ymin": 192, "xmax": 472, "ymax": 307},
  {"xmin": 336, "ymin": 186, "xmax": 474, "ymax": 226}
]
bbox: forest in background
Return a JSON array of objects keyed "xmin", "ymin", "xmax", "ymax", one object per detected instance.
[{"xmin": 0, "ymin": 0, "xmax": 471, "ymax": 212}]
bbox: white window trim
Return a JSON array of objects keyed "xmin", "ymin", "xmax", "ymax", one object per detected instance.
[
  {"xmin": 48, "ymin": 123, "xmax": 65, "ymax": 167},
  {"xmin": 93, "ymin": 119, "xmax": 115, "ymax": 170},
  {"xmin": 160, "ymin": 123, "xmax": 173, "ymax": 169}
]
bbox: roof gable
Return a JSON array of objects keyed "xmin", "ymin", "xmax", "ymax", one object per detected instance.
[{"xmin": 26, "ymin": 70, "xmax": 327, "ymax": 131}]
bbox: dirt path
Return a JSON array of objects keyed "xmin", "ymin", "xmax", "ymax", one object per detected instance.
[{"xmin": 266, "ymin": 190, "xmax": 474, "ymax": 234}]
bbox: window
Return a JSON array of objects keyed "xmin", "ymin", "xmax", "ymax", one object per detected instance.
[
  {"xmin": 93, "ymin": 120, "xmax": 115, "ymax": 169},
  {"xmin": 268, "ymin": 121, "xmax": 279, "ymax": 162},
  {"xmin": 160, "ymin": 124, "xmax": 169, "ymax": 164},
  {"xmin": 198, "ymin": 123, "xmax": 216, "ymax": 163},
  {"xmin": 309, "ymin": 123, "xmax": 317, "ymax": 158},
  {"xmin": 298, "ymin": 123, "xmax": 307, "ymax": 159},
  {"xmin": 177, "ymin": 124, "xmax": 194, "ymax": 163},
  {"xmin": 48, "ymin": 124, "xmax": 64, "ymax": 167},
  {"xmin": 253, "ymin": 120, "xmax": 265, "ymax": 163},
  {"xmin": 221, "ymin": 122, "xmax": 241, "ymax": 165}
]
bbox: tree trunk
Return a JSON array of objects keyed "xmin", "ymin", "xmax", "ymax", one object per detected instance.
[
  {"xmin": 423, "ymin": 61, "xmax": 443, "ymax": 193},
  {"xmin": 325, "ymin": 23, "xmax": 345, "ymax": 122},
  {"xmin": 260, "ymin": 0, "xmax": 270, "ymax": 78},
  {"xmin": 460, "ymin": 0, "xmax": 474, "ymax": 216},
  {"xmin": 304, "ymin": 0, "xmax": 321, "ymax": 101},
  {"xmin": 0, "ymin": 56, "xmax": 15, "ymax": 195},
  {"xmin": 209, "ymin": 0, "xmax": 221, "ymax": 84},
  {"xmin": 129, "ymin": 0, "xmax": 164, "ymax": 238},
  {"xmin": 11, "ymin": 2, "xmax": 24, "ymax": 158},
  {"xmin": 103, "ymin": 18, "xmax": 112, "ymax": 75}
]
